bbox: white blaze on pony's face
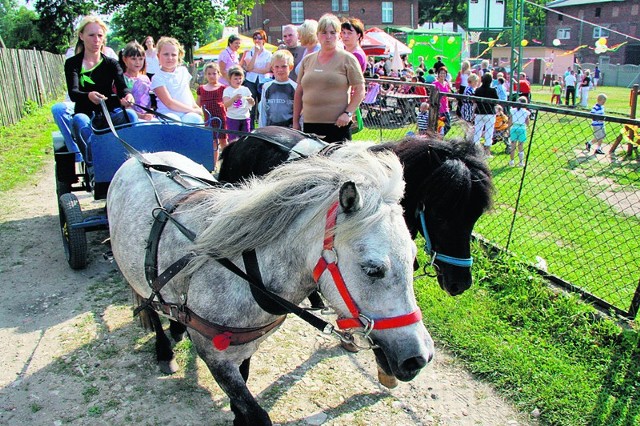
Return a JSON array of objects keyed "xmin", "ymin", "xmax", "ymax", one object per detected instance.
[{"xmin": 316, "ymin": 178, "xmax": 434, "ymax": 382}]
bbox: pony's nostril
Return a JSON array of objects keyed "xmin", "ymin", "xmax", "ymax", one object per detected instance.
[
  {"xmin": 401, "ymin": 355, "xmax": 428, "ymax": 372},
  {"xmin": 361, "ymin": 261, "xmax": 388, "ymax": 278},
  {"xmin": 427, "ymin": 352, "xmax": 434, "ymax": 363}
]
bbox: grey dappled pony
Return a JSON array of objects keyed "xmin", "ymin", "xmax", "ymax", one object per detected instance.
[{"xmin": 107, "ymin": 147, "xmax": 434, "ymax": 425}]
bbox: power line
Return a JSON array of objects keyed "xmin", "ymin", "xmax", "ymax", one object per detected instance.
[{"xmin": 523, "ymin": 0, "xmax": 640, "ymax": 43}]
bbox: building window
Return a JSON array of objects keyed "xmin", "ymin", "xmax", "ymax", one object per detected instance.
[
  {"xmin": 382, "ymin": 2, "xmax": 393, "ymax": 23},
  {"xmin": 332, "ymin": 0, "xmax": 338, "ymax": 12},
  {"xmin": 342, "ymin": 0, "xmax": 349, "ymax": 12},
  {"xmin": 291, "ymin": 1, "xmax": 304, "ymax": 24},
  {"xmin": 557, "ymin": 28, "xmax": 571, "ymax": 40},
  {"xmin": 558, "ymin": 14, "xmax": 563, "ymax": 21},
  {"xmin": 612, "ymin": 6, "xmax": 619, "ymax": 17},
  {"xmin": 632, "ymin": 4, "xmax": 639, "ymax": 15},
  {"xmin": 595, "ymin": 7, "xmax": 601, "ymax": 17},
  {"xmin": 593, "ymin": 27, "xmax": 610, "ymax": 38}
]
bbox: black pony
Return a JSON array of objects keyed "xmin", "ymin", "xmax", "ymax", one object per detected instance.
[{"xmin": 219, "ymin": 126, "xmax": 493, "ymax": 296}]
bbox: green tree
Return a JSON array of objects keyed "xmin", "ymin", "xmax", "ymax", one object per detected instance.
[
  {"xmin": 35, "ymin": 0, "xmax": 96, "ymax": 53},
  {"xmin": 3, "ymin": 7, "xmax": 42, "ymax": 49},
  {"xmin": 418, "ymin": 0, "xmax": 467, "ymax": 30},
  {"xmin": 0, "ymin": 0, "xmax": 18, "ymax": 46},
  {"xmin": 101, "ymin": 0, "xmax": 260, "ymax": 62}
]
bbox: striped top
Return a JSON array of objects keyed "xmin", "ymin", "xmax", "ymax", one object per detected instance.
[{"xmin": 590, "ymin": 103, "xmax": 605, "ymax": 127}]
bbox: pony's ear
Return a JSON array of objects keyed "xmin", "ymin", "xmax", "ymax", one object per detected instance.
[{"xmin": 339, "ymin": 181, "xmax": 362, "ymax": 213}]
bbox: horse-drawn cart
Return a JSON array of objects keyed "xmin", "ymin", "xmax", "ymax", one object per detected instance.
[{"xmin": 53, "ymin": 121, "xmax": 216, "ymax": 269}]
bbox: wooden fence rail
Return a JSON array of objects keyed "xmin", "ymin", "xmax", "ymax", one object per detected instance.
[{"xmin": 0, "ymin": 48, "xmax": 66, "ymax": 127}]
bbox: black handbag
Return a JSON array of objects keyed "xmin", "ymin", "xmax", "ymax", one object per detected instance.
[{"xmin": 91, "ymin": 108, "xmax": 130, "ymax": 133}]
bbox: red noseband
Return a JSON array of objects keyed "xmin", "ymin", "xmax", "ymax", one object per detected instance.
[{"xmin": 312, "ymin": 201, "xmax": 423, "ymax": 331}]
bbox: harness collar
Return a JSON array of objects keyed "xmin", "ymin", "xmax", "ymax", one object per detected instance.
[
  {"xmin": 313, "ymin": 201, "xmax": 423, "ymax": 331},
  {"xmin": 418, "ymin": 210, "xmax": 473, "ymax": 268}
]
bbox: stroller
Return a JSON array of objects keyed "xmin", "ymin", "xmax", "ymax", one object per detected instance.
[{"xmin": 493, "ymin": 111, "xmax": 511, "ymax": 154}]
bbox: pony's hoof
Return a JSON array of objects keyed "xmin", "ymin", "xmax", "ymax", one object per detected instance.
[
  {"xmin": 378, "ymin": 366, "xmax": 399, "ymax": 389},
  {"xmin": 158, "ymin": 359, "xmax": 179, "ymax": 374},
  {"xmin": 171, "ymin": 331, "xmax": 184, "ymax": 342}
]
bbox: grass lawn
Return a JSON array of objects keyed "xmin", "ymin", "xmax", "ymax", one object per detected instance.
[
  {"xmin": 3, "ymin": 101, "xmax": 640, "ymax": 425},
  {"xmin": 0, "ymin": 102, "xmax": 59, "ymax": 192},
  {"xmin": 531, "ymin": 84, "xmax": 638, "ymax": 116}
]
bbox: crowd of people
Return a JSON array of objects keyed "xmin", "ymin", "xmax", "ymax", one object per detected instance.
[{"xmin": 53, "ymin": 14, "xmax": 618, "ymax": 169}]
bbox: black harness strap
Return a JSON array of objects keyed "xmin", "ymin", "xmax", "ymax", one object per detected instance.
[
  {"xmin": 216, "ymin": 255, "xmax": 332, "ymax": 333},
  {"xmin": 242, "ymin": 250, "xmax": 290, "ymax": 316}
]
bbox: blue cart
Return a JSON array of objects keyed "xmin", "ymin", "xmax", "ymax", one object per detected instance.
[{"xmin": 53, "ymin": 121, "xmax": 216, "ymax": 269}]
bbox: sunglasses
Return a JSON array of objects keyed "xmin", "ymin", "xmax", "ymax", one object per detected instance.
[{"xmin": 253, "ymin": 36, "xmax": 263, "ymax": 40}]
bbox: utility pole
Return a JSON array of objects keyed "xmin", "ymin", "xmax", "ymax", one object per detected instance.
[{"xmin": 509, "ymin": 0, "xmax": 525, "ymax": 99}]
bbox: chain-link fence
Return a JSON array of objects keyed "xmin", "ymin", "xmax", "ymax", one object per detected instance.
[{"xmin": 360, "ymin": 78, "xmax": 640, "ymax": 318}]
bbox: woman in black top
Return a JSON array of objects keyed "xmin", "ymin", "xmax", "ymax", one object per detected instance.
[
  {"xmin": 579, "ymin": 69, "xmax": 591, "ymax": 108},
  {"xmin": 65, "ymin": 16, "xmax": 136, "ymax": 160},
  {"xmin": 473, "ymin": 73, "xmax": 499, "ymax": 157}
]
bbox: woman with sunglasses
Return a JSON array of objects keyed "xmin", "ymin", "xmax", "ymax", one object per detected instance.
[{"xmin": 240, "ymin": 29, "xmax": 272, "ymax": 129}]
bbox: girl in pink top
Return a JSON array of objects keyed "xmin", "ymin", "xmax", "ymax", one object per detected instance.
[{"xmin": 433, "ymin": 66, "xmax": 452, "ymax": 135}]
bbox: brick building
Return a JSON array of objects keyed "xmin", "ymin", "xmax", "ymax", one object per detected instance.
[
  {"xmin": 239, "ymin": 0, "xmax": 419, "ymax": 45},
  {"xmin": 545, "ymin": 0, "xmax": 640, "ymax": 65}
]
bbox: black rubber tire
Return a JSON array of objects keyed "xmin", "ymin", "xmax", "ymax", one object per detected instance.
[{"xmin": 59, "ymin": 193, "xmax": 88, "ymax": 270}]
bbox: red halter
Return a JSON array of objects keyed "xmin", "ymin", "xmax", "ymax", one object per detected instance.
[{"xmin": 312, "ymin": 201, "xmax": 423, "ymax": 331}]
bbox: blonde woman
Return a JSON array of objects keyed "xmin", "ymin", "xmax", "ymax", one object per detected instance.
[
  {"xmin": 293, "ymin": 13, "xmax": 365, "ymax": 142},
  {"xmin": 293, "ymin": 19, "xmax": 319, "ymax": 77},
  {"xmin": 61, "ymin": 16, "xmax": 136, "ymax": 157},
  {"xmin": 150, "ymin": 37, "xmax": 203, "ymax": 123}
]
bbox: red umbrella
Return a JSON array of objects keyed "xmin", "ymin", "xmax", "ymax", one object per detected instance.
[
  {"xmin": 362, "ymin": 33, "xmax": 387, "ymax": 56},
  {"xmin": 364, "ymin": 28, "xmax": 412, "ymax": 56}
]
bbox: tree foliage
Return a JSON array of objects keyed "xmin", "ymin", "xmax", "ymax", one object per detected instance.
[
  {"xmin": 101, "ymin": 0, "xmax": 259, "ymax": 62},
  {"xmin": 35, "ymin": 0, "xmax": 96, "ymax": 53},
  {"xmin": 2, "ymin": 7, "xmax": 42, "ymax": 49},
  {"xmin": 418, "ymin": 0, "xmax": 467, "ymax": 29}
]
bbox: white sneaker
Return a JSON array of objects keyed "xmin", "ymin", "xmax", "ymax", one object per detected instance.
[
  {"xmin": 518, "ymin": 161, "xmax": 525, "ymax": 167},
  {"xmin": 509, "ymin": 160, "xmax": 515, "ymax": 167}
]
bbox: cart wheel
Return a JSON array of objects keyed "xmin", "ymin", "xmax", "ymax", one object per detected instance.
[{"xmin": 59, "ymin": 193, "xmax": 87, "ymax": 270}]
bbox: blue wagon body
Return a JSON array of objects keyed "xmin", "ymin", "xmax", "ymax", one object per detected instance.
[
  {"xmin": 53, "ymin": 121, "xmax": 216, "ymax": 269},
  {"xmin": 89, "ymin": 123, "xmax": 215, "ymax": 199}
]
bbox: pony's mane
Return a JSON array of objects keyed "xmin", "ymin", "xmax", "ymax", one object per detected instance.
[
  {"xmin": 375, "ymin": 136, "xmax": 494, "ymax": 217},
  {"xmin": 187, "ymin": 147, "xmax": 405, "ymax": 263}
]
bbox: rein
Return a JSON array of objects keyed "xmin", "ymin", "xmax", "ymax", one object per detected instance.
[{"xmin": 313, "ymin": 201, "xmax": 423, "ymax": 349}]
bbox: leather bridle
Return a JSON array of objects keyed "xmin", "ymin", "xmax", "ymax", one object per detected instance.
[{"xmin": 313, "ymin": 201, "xmax": 423, "ymax": 347}]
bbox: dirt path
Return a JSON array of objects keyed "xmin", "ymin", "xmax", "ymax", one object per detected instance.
[{"xmin": 0, "ymin": 160, "xmax": 531, "ymax": 425}]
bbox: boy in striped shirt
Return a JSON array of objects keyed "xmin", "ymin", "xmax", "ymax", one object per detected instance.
[{"xmin": 586, "ymin": 94, "xmax": 607, "ymax": 155}]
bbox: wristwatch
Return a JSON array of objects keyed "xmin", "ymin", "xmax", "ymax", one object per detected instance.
[{"xmin": 344, "ymin": 111, "xmax": 353, "ymax": 117}]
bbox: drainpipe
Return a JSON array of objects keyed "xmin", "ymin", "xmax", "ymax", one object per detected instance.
[{"xmin": 411, "ymin": 2, "xmax": 415, "ymax": 28}]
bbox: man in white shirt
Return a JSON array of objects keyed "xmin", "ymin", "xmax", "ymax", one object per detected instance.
[{"xmin": 564, "ymin": 70, "xmax": 577, "ymax": 106}]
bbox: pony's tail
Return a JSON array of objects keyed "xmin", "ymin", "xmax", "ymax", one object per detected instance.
[{"xmin": 132, "ymin": 289, "xmax": 153, "ymax": 331}]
